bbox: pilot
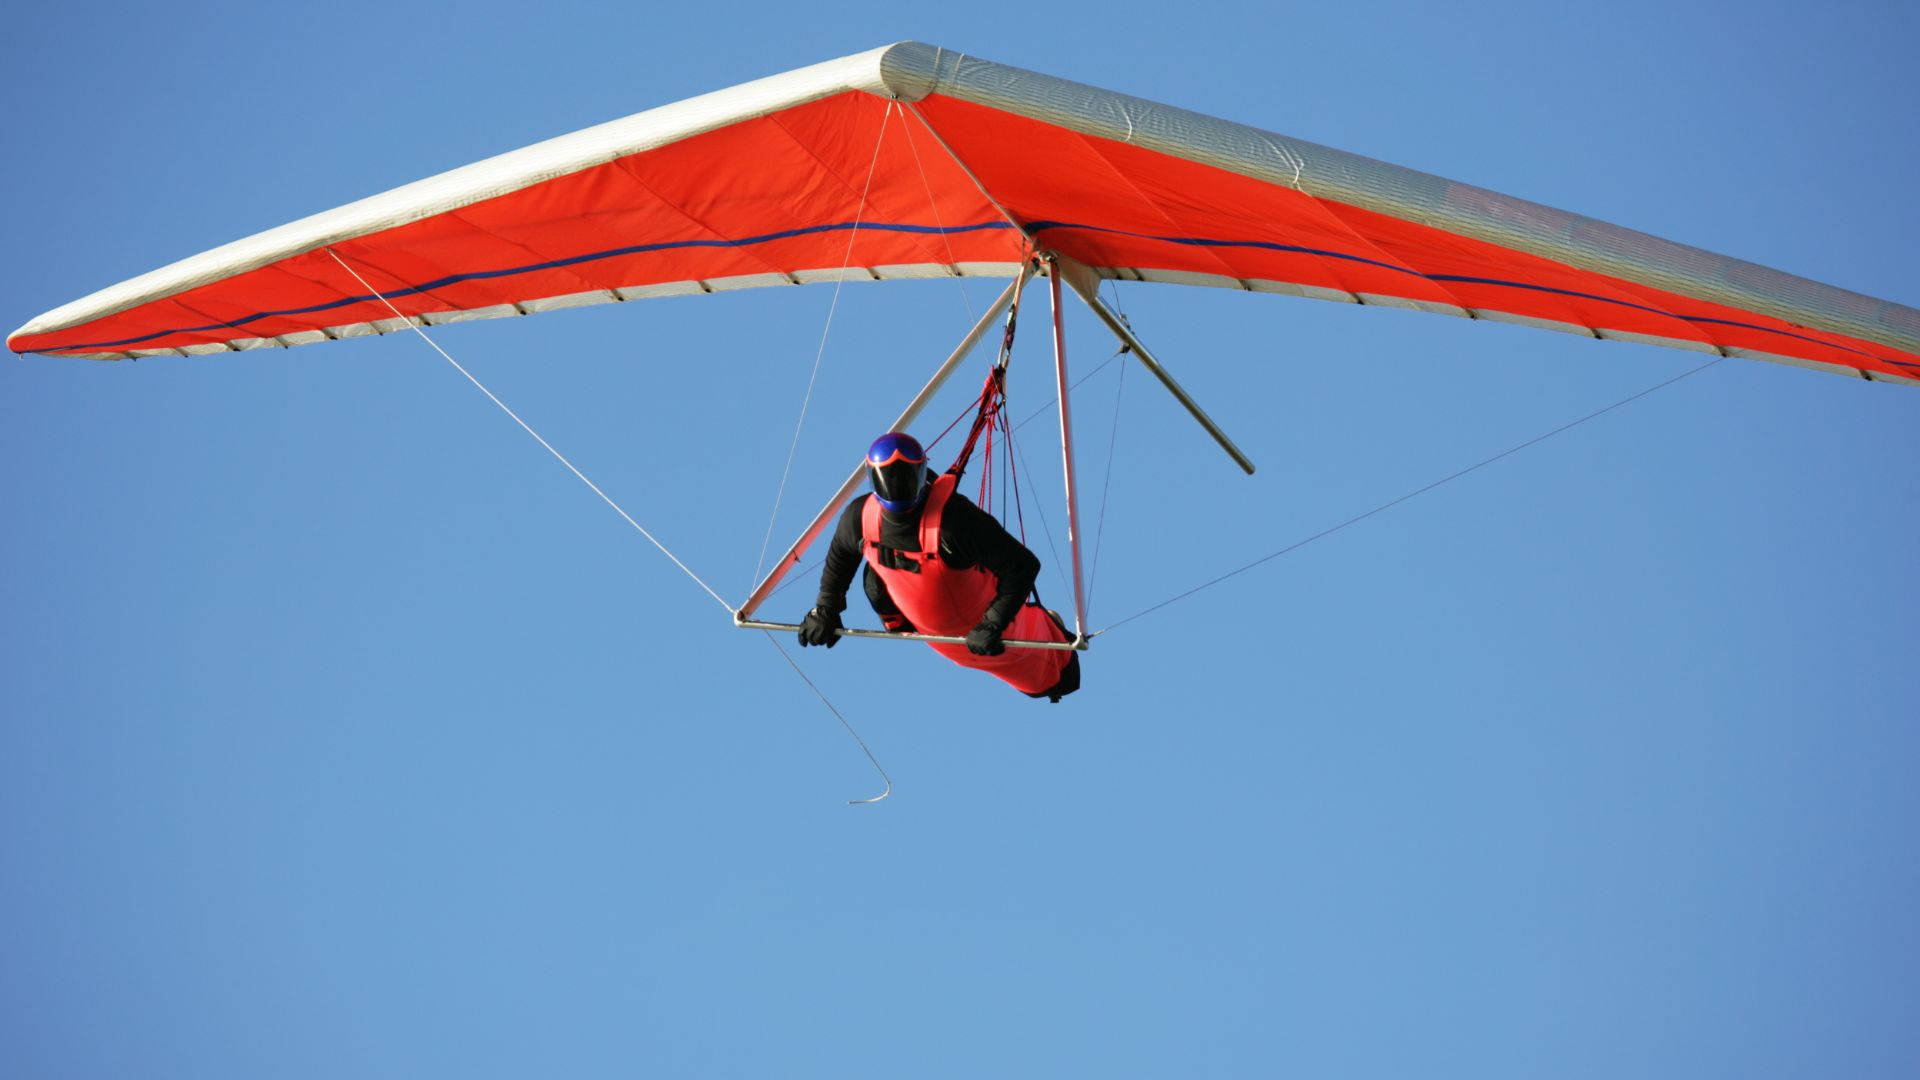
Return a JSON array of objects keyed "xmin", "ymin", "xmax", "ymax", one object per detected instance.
[{"xmin": 798, "ymin": 432, "xmax": 1080, "ymax": 702}]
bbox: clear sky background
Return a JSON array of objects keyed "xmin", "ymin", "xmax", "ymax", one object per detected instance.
[{"xmin": 3, "ymin": 2, "xmax": 1916, "ymax": 1077}]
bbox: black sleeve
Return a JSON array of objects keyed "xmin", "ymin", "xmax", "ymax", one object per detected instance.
[
  {"xmin": 938, "ymin": 492, "xmax": 1040, "ymax": 628},
  {"xmin": 812, "ymin": 498, "xmax": 868, "ymax": 614}
]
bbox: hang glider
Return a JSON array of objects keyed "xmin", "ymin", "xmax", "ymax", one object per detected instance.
[{"xmin": 9, "ymin": 42, "xmax": 1917, "ymax": 387}]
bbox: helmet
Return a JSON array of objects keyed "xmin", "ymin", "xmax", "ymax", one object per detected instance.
[{"xmin": 867, "ymin": 432, "xmax": 931, "ymax": 513}]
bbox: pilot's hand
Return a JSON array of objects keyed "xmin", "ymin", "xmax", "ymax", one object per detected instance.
[
  {"xmin": 799, "ymin": 607, "xmax": 843, "ymax": 648},
  {"xmin": 965, "ymin": 618, "xmax": 1006, "ymax": 656}
]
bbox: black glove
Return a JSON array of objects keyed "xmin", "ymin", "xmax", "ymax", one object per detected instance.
[
  {"xmin": 965, "ymin": 618, "xmax": 1006, "ymax": 656},
  {"xmin": 798, "ymin": 607, "xmax": 843, "ymax": 648}
]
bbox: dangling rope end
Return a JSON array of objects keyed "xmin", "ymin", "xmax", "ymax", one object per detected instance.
[
  {"xmin": 849, "ymin": 779, "xmax": 893, "ymax": 806},
  {"xmin": 760, "ymin": 631, "xmax": 895, "ymax": 806}
]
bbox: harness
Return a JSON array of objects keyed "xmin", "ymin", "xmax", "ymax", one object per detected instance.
[{"xmin": 860, "ymin": 474, "xmax": 997, "ymax": 638}]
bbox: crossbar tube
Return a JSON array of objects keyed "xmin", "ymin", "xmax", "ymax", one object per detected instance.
[{"xmin": 738, "ymin": 619, "xmax": 1088, "ymax": 650}]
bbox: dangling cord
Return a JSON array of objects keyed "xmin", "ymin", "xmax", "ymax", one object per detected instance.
[
  {"xmin": 324, "ymin": 248, "xmax": 733, "ymax": 614},
  {"xmin": 761, "ymin": 632, "xmax": 892, "ymax": 805},
  {"xmin": 751, "ymin": 100, "xmax": 898, "ymax": 590}
]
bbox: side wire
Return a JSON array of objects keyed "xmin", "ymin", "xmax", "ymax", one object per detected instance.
[
  {"xmin": 1084, "ymin": 346, "xmax": 1129, "ymax": 619},
  {"xmin": 324, "ymin": 247, "xmax": 733, "ymax": 614},
  {"xmin": 899, "ymin": 104, "xmax": 979, "ymax": 325},
  {"xmin": 751, "ymin": 100, "xmax": 898, "ymax": 590},
  {"xmin": 1014, "ymin": 349, "xmax": 1125, "ymax": 431},
  {"xmin": 1094, "ymin": 356, "xmax": 1726, "ymax": 637},
  {"xmin": 1008, "ymin": 425, "xmax": 1072, "ymax": 601},
  {"xmin": 325, "ymin": 247, "xmax": 892, "ymax": 806},
  {"xmin": 1082, "ymin": 280, "xmax": 1137, "ymax": 618}
]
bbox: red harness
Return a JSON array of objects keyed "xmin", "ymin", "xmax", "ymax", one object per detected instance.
[{"xmin": 861, "ymin": 474, "xmax": 1073, "ymax": 696}]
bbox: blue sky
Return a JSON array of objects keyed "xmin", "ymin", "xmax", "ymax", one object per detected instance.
[{"xmin": 3, "ymin": 2, "xmax": 1916, "ymax": 1077}]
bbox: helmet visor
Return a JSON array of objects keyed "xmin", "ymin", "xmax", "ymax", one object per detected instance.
[{"xmin": 871, "ymin": 459, "xmax": 929, "ymax": 511}]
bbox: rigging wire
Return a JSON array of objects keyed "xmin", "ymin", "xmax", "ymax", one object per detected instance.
[
  {"xmin": 753, "ymin": 98, "xmax": 996, "ymax": 596},
  {"xmin": 924, "ymin": 376, "xmax": 993, "ymax": 454},
  {"xmin": 1092, "ymin": 356, "xmax": 1726, "ymax": 637},
  {"xmin": 326, "ymin": 248, "xmax": 891, "ymax": 806},
  {"xmin": 1014, "ymin": 349, "xmax": 1126, "ymax": 431},
  {"xmin": 902, "ymin": 103, "xmax": 1034, "ymax": 245},
  {"xmin": 750, "ymin": 101, "xmax": 898, "ymax": 590},
  {"xmin": 764, "ymin": 556, "xmax": 823, "ymax": 601},
  {"xmin": 998, "ymin": 388, "xmax": 1022, "ymax": 540},
  {"xmin": 1010, "ymin": 270, "xmax": 1134, "ymax": 434},
  {"xmin": 1080, "ymin": 278, "xmax": 1135, "ymax": 618},
  {"xmin": 992, "ymin": 333, "xmax": 1130, "ymax": 603},
  {"xmin": 324, "ymin": 248, "xmax": 733, "ymax": 614},
  {"xmin": 1009, "ymin": 426, "xmax": 1072, "ymax": 601},
  {"xmin": 899, "ymin": 105, "xmax": 979, "ymax": 326},
  {"xmin": 1084, "ymin": 346, "xmax": 1130, "ymax": 619}
]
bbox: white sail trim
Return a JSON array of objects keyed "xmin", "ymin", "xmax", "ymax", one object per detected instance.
[
  {"xmin": 49, "ymin": 263, "xmax": 1022, "ymax": 360},
  {"xmin": 12, "ymin": 45, "xmax": 911, "ymax": 344},
  {"xmin": 872, "ymin": 43, "xmax": 1918, "ymax": 367}
]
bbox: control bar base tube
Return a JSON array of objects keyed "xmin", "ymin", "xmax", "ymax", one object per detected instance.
[
  {"xmin": 1053, "ymin": 254, "xmax": 1257, "ymax": 475},
  {"xmin": 736, "ymin": 267, "xmax": 1035, "ymax": 623},
  {"xmin": 739, "ymin": 620, "xmax": 1089, "ymax": 650}
]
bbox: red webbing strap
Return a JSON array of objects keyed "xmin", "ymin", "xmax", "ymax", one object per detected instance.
[
  {"xmin": 946, "ymin": 366, "xmax": 1007, "ymax": 481},
  {"xmin": 860, "ymin": 482, "xmax": 883, "ymax": 549},
  {"xmin": 979, "ymin": 414, "xmax": 994, "ymax": 509},
  {"xmin": 944, "ymin": 258, "xmax": 1025, "ymax": 481},
  {"xmin": 918, "ymin": 473, "xmax": 957, "ymax": 556}
]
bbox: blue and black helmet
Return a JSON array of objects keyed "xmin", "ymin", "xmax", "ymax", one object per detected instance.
[{"xmin": 867, "ymin": 432, "xmax": 931, "ymax": 513}]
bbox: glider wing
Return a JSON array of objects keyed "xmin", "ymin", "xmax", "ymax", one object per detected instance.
[{"xmin": 11, "ymin": 42, "xmax": 1916, "ymax": 386}]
